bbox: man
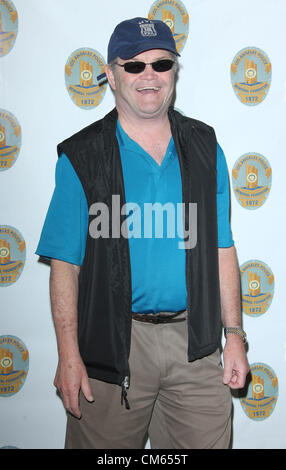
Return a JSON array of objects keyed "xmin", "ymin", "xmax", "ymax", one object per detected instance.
[{"xmin": 37, "ymin": 17, "xmax": 249, "ymax": 449}]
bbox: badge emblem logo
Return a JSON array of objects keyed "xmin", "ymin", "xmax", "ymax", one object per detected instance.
[
  {"xmin": 231, "ymin": 47, "xmax": 272, "ymax": 105},
  {"xmin": 0, "ymin": 336, "xmax": 29, "ymax": 397},
  {"xmin": 240, "ymin": 260, "xmax": 274, "ymax": 317},
  {"xmin": 240, "ymin": 363, "xmax": 278, "ymax": 421},
  {"xmin": 232, "ymin": 153, "xmax": 272, "ymax": 209},
  {"xmin": 0, "ymin": 226, "xmax": 25, "ymax": 286},
  {"xmin": 0, "ymin": 0, "xmax": 18, "ymax": 57},
  {"xmin": 148, "ymin": 0, "xmax": 189, "ymax": 53},
  {"xmin": 0, "ymin": 109, "xmax": 21, "ymax": 171},
  {"xmin": 139, "ymin": 21, "xmax": 157, "ymax": 37},
  {"xmin": 65, "ymin": 48, "xmax": 107, "ymax": 109}
]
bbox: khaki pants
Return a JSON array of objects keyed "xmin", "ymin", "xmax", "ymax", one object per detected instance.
[{"xmin": 65, "ymin": 312, "xmax": 232, "ymax": 449}]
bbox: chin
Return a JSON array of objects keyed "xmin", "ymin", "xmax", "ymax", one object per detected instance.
[{"xmin": 137, "ymin": 102, "xmax": 168, "ymax": 117}]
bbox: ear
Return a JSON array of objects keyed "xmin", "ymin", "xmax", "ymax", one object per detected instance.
[{"xmin": 105, "ymin": 64, "xmax": 116, "ymax": 91}]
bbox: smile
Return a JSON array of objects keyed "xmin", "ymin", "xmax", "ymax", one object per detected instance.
[{"xmin": 136, "ymin": 86, "xmax": 160, "ymax": 92}]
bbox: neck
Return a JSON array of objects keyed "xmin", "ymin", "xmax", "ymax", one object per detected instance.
[{"xmin": 117, "ymin": 107, "xmax": 171, "ymax": 138}]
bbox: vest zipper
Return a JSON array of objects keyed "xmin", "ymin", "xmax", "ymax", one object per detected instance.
[
  {"xmin": 113, "ymin": 134, "xmax": 132, "ymax": 412},
  {"xmin": 121, "ymin": 375, "xmax": 130, "ymax": 410}
]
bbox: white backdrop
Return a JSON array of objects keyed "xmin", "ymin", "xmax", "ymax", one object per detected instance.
[{"xmin": 1, "ymin": 0, "xmax": 285, "ymax": 449}]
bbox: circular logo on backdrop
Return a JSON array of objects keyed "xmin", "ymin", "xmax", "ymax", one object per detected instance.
[
  {"xmin": 232, "ymin": 153, "xmax": 272, "ymax": 209},
  {"xmin": 240, "ymin": 260, "xmax": 274, "ymax": 317},
  {"xmin": 240, "ymin": 363, "xmax": 278, "ymax": 421},
  {"xmin": 0, "ymin": 226, "xmax": 25, "ymax": 287},
  {"xmin": 148, "ymin": 0, "xmax": 189, "ymax": 54},
  {"xmin": 231, "ymin": 47, "xmax": 272, "ymax": 105},
  {"xmin": 0, "ymin": 0, "xmax": 18, "ymax": 57},
  {"xmin": 0, "ymin": 109, "xmax": 21, "ymax": 171},
  {"xmin": 0, "ymin": 336, "xmax": 29, "ymax": 397},
  {"xmin": 65, "ymin": 48, "xmax": 107, "ymax": 109}
]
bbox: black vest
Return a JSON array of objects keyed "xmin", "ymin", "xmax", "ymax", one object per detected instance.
[{"xmin": 57, "ymin": 107, "xmax": 222, "ymax": 395}]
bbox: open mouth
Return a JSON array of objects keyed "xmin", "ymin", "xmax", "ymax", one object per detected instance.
[{"xmin": 136, "ymin": 86, "xmax": 160, "ymax": 94}]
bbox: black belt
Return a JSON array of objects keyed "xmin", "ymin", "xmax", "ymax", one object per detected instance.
[{"xmin": 132, "ymin": 310, "xmax": 186, "ymax": 324}]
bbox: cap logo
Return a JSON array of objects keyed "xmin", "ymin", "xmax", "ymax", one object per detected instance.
[{"xmin": 139, "ymin": 22, "xmax": 157, "ymax": 37}]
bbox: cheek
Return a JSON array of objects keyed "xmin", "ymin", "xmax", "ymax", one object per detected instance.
[
  {"xmin": 160, "ymin": 73, "xmax": 174, "ymax": 88},
  {"xmin": 116, "ymin": 75, "xmax": 136, "ymax": 93}
]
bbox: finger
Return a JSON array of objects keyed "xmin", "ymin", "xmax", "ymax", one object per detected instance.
[
  {"xmin": 229, "ymin": 371, "xmax": 246, "ymax": 389},
  {"xmin": 60, "ymin": 390, "xmax": 72, "ymax": 415},
  {"xmin": 59, "ymin": 386, "xmax": 81, "ymax": 418},
  {"xmin": 229, "ymin": 374, "xmax": 240, "ymax": 389},
  {"xmin": 81, "ymin": 375, "xmax": 94, "ymax": 403},
  {"xmin": 235, "ymin": 374, "xmax": 247, "ymax": 389},
  {"xmin": 68, "ymin": 392, "xmax": 81, "ymax": 418},
  {"xmin": 231, "ymin": 370, "xmax": 238, "ymax": 381}
]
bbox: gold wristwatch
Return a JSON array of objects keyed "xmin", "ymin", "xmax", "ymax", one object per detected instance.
[{"xmin": 224, "ymin": 327, "xmax": 247, "ymax": 344}]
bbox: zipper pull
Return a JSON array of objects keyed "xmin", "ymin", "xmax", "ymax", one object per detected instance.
[{"xmin": 121, "ymin": 376, "xmax": 130, "ymax": 410}]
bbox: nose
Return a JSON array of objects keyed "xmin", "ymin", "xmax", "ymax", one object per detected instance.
[{"xmin": 140, "ymin": 63, "xmax": 157, "ymax": 79}]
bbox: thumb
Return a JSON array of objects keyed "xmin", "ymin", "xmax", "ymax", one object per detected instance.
[
  {"xmin": 81, "ymin": 374, "xmax": 94, "ymax": 402},
  {"xmin": 223, "ymin": 362, "xmax": 233, "ymax": 385}
]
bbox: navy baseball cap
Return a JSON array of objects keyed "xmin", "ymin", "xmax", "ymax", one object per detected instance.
[{"xmin": 107, "ymin": 17, "xmax": 180, "ymax": 63}]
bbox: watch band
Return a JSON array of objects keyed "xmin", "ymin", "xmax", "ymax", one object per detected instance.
[{"xmin": 224, "ymin": 327, "xmax": 247, "ymax": 344}]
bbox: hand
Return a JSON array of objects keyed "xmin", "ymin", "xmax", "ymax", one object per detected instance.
[
  {"xmin": 54, "ymin": 355, "xmax": 94, "ymax": 418},
  {"xmin": 222, "ymin": 334, "xmax": 249, "ymax": 389}
]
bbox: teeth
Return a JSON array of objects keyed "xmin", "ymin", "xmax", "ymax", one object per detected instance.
[{"xmin": 137, "ymin": 86, "xmax": 160, "ymax": 91}]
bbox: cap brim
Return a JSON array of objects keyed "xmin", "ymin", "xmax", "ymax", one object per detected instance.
[{"xmin": 119, "ymin": 41, "xmax": 180, "ymax": 59}]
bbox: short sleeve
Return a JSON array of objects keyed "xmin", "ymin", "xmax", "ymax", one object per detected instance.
[
  {"xmin": 36, "ymin": 153, "xmax": 88, "ymax": 265},
  {"xmin": 216, "ymin": 143, "xmax": 234, "ymax": 248}
]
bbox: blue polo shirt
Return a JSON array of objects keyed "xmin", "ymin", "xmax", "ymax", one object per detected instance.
[{"xmin": 36, "ymin": 120, "xmax": 233, "ymax": 313}]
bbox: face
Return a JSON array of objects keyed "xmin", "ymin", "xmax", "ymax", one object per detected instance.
[{"xmin": 105, "ymin": 49, "xmax": 176, "ymax": 120}]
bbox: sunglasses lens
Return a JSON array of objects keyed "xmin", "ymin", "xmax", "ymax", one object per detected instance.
[
  {"xmin": 121, "ymin": 59, "xmax": 175, "ymax": 74},
  {"xmin": 124, "ymin": 62, "xmax": 146, "ymax": 73},
  {"xmin": 152, "ymin": 60, "xmax": 174, "ymax": 72}
]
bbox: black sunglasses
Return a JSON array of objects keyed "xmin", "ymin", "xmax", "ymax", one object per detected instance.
[{"xmin": 115, "ymin": 59, "xmax": 175, "ymax": 74}]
